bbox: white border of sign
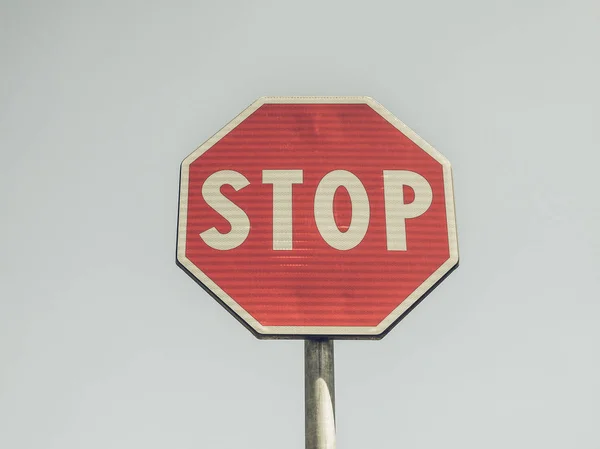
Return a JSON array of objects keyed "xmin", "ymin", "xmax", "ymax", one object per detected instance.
[{"xmin": 177, "ymin": 96, "xmax": 459, "ymax": 338}]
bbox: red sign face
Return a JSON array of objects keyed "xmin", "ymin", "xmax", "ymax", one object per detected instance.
[{"xmin": 177, "ymin": 97, "xmax": 458, "ymax": 338}]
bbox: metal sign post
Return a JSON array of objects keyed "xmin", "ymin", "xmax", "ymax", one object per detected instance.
[{"xmin": 305, "ymin": 339, "xmax": 335, "ymax": 449}]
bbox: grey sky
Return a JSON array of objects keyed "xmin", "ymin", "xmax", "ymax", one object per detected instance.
[{"xmin": 1, "ymin": 1, "xmax": 599, "ymax": 448}]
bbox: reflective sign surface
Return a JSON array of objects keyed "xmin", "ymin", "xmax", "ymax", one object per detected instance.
[{"xmin": 177, "ymin": 97, "xmax": 458, "ymax": 338}]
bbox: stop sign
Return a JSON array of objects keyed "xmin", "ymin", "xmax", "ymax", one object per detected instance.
[{"xmin": 177, "ymin": 97, "xmax": 458, "ymax": 338}]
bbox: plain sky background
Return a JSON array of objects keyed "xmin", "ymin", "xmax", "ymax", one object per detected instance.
[{"xmin": 1, "ymin": 1, "xmax": 599, "ymax": 448}]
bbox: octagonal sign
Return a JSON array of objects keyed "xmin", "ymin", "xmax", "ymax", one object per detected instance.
[{"xmin": 177, "ymin": 97, "xmax": 458, "ymax": 338}]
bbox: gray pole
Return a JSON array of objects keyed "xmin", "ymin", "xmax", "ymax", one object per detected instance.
[{"xmin": 305, "ymin": 338, "xmax": 335, "ymax": 449}]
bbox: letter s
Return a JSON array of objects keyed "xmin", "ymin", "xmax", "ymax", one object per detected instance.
[{"xmin": 200, "ymin": 170, "xmax": 250, "ymax": 250}]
